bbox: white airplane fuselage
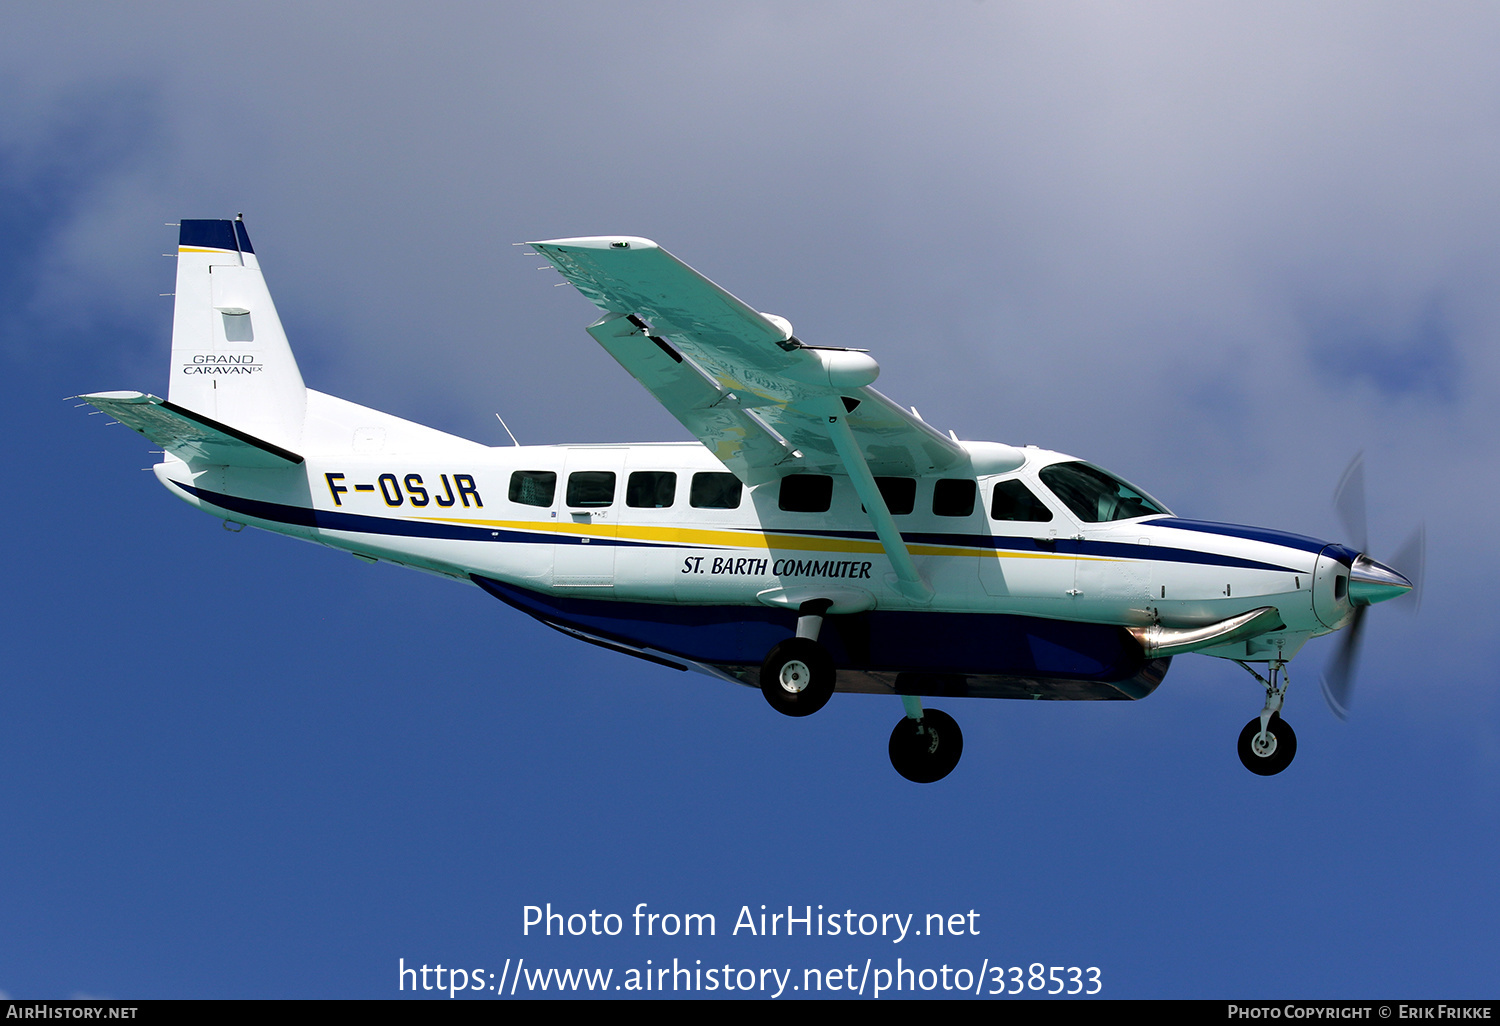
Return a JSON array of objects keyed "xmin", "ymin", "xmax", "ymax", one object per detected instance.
[{"xmin": 151, "ymin": 396, "xmax": 1358, "ymax": 700}]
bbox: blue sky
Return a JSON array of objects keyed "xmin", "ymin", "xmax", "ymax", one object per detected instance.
[{"xmin": 2, "ymin": 3, "xmax": 1497, "ymax": 999}]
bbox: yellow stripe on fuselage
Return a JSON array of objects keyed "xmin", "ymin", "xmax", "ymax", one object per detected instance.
[{"xmin": 398, "ymin": 515, "xmax": 1105, "ymax": 561}]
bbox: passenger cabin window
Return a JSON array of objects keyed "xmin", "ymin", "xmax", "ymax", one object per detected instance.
[
  {"xmin": 566, "ymin": 471, "xmax": 616, "ymax": 507},
  {"xmin": 509, "ymin": 470, "xmax": 556, "ymax": 507},
  {"xmin": 779, "ymin": 474, "xmax": 833, "ymax": 513},
  {"xmin": 690, "ymin": 472, "xmax": 743, "ymax": 509},
  {"xmin": 1037, "ymin": 461, "xmax": 1169, "ymax": 523},
  {"xmin": 932, "ymin": 478, "xmax": 976, "ymax": 517},
  {"xmin": 990, "ymin": 479, "xmax": 1053, "ymax": 522},
  {"xmin": 870, "ymin": 477, "xmax": 916, "ymax": 516},
  {"xmin": 626, "ymin": 471, "xmax": 676, "ymax": 508}
]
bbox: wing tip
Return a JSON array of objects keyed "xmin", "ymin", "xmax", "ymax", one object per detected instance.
[
  {"xmin": 527, "ymin": 236, "xmax": 660, "ymax": 251},
  {"xmin": 77, "ymin": 390, "xmax": 155, "ymax": 403}
]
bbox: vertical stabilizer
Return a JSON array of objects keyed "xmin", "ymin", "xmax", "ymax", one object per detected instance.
[{"xmin": 169, "ymin": 218, "xmax": 306, "ymax": 448}]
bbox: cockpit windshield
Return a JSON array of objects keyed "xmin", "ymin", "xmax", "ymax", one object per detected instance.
[{"xmin": 1037, "ymin": 461, "xmax": 1171, "ymax": 523}]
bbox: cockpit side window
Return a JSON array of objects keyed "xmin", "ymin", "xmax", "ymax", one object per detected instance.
[
  {"xmin": 990, "ymin": 479, "xmax": 1053, "ymax": 522},
  {"xmin": 1037, "ymin": 462, "xmax": 1170, "ymax": 523}
]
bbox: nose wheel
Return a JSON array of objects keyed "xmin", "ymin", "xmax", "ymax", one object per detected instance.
[
  {"xmin": 1234, "ymin": 659, "xmax": 1297, "ymax": 775},
  {"xmin": 888, "ymin": 707, "xmax": 963, "ymax": 783},
  {"xmin": 1237, "ymin": 713, "xmax": 1297, "ymax": 775}
]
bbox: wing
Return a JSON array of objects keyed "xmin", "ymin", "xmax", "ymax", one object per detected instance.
[{"xmin": 529, "ymin": 237, "xmax": 967, "ymax": 487}]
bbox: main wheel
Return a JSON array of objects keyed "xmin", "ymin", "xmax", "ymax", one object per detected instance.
[
  {"xmin": 1237, "ymin": 714, "xmax": 1297, "ymax": 775},
  {"xmin": 760, "ymin": 638, "xmax": 835, "ymax": 717},
  {"xmin": 888, "ymin": 708, "xmax": 963, "ymax": 783}
]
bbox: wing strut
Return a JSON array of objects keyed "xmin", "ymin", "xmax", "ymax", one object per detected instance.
[{"xmin": 814, "ymin": 397, "xmax": 933, "ymax": 602}]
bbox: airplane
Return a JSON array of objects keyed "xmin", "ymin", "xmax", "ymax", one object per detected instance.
[{"xmin": 80, "ymin": 216, "xmax": 1420, "ymax": 783}]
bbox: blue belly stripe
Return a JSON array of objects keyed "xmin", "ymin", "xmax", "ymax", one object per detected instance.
[{"xmin": 473, "ymin": 575, "xmax": 1152, "ymax": 683}]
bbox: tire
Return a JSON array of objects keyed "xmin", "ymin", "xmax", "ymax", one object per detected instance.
[
  {"xmin": 759, "ymin": 638, "xmax": 835, "ymax": 717},
  {"xmin": 1237, "ymin": 714, "xmax": 1297, "ymax": 776},
  {"xmin": 888, "ymin": 708, "xmax": 963, "ymax": 783}
]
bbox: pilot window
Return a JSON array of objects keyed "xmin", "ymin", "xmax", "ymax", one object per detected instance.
[
  {"xmin": 872, "ymin": 477, "xmax": 916, "ymax": 516},
  {"xmin": 932, "ymin": 478, "xmax": 976, "ymax": 517},
  {"xmin": 779, "ymin": 474, "xmax": 833, "ymax": 513},
  {"xmin": 508, "ymin": 470, "xmax": 556, "ymax": 507},
  {"xmin": 566, "ymin": 471, "xmax": 616, "ymax": 507},
  {"xmin": 1037, "ymin": 461, "xmax": 1170, "ymax": 523},
  {"xmin": 690, "ymin": 472, "xmax": 743, "ymax": 509},
  {"xmin": 990, "ymin": 479, "xmax": 1053, "ymax": 522},
  {"xmin": 626, "ymin": 471, "xmax": 676, "ymax": 508}
]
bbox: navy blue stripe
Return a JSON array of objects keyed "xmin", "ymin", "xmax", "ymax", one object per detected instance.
[
  {"xmin": 233, "ymin": 219, "xmax": 255, "ymax": 254},
  {"xmin": 181, "ymin": 485, "xmax": 677, "ymax": 548},
  {"xmin": 179, "ymin": 219, "xmax": 238, "ymax": 251},
  {"xmin": 1143, "ymin": 517, "xmax": 1328, "ymax": 554},
  {"xmin": 181, "ymin": 486, "xmax": 1306, "ymax": 571},
  {"xmin": 1080, "ymin": 541, "xmax": 1298, "ymax": 573},
  {"xmin": 766, "ymin": 528, "xmax": 1304, "ymax": 573}
]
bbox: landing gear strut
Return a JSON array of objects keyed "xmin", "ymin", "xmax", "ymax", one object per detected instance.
[
  {"xmin": 760, "ymin": 600, "xmax": 835, "ymax": 717},
  {"xmin": 1234, "ymin": 660, "xmax": 1297, "ymax": 775},
  {"xmin": 888, "ymin": 696, "xmax": 963, "ymax": 783}
]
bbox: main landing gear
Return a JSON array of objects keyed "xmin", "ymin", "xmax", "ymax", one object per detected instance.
[
  {"xmin": 759, "ymin": 600, "xmax": 836, "ymax": 717},
  {"xmin": 759, "ymin": 601, "xmax": 963, "ymax": 782},
  {"xmin": 1234, "ymin": 660, "xmax": 1297, "ymax": 776}
]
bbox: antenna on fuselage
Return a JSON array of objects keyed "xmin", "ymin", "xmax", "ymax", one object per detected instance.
[{"xmin": 495, "ymin": 413, "xmax": 520, "ymax": 446}]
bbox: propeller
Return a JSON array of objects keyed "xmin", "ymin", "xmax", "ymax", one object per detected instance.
[{"xmin": 1320, "ymin": 452, "xmax": 1425, "ymax": 720}]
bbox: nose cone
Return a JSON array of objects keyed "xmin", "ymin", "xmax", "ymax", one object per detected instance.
[{"xmin": 1348, "ymin": 554, "xmax": 1413, "ymax": 606}]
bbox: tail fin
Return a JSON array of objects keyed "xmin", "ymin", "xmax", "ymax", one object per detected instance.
[{"xmin": 170, "ymin": 217, "xmax": 306, "ymax": 448}]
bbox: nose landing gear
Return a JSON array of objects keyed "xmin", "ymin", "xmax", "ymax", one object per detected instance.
[
  {"xmin": 888, "ymin": 696, "xmax": 963, "ymax": 783},
  {"xmin": 1234, "ymin": 660, "xmax": 1297, "ymax": 775},
  {"xmin": 1237, "ymin": 713, "xmax": 1297, "ymax": 775}
]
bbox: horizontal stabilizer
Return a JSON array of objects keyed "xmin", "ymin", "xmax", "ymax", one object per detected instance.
[{"xmin": 79, "ymin": 391, "xmax": 303, "ymax": 468}]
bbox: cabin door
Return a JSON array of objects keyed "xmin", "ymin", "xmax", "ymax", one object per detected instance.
[{"xmin": 553, "ymin": 448, "xmax": 625, "ymax": 588}]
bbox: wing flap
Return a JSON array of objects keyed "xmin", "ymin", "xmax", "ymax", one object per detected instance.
[
  {"xmin": 586, "ymin": 314, "xmax": 797, "ymax": 485},
  {"xmin": 79, "ymin": 391, "xmax": 304, "ymax": 468}
]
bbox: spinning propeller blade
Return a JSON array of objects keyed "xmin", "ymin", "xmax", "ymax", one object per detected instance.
[
  {"xmin": 1320, "ymin": 605, "xmax": 1365, "ymax": 721},
  {"xmin": 1389, "ymin": 525, "xmax": 1426, "ymax": 615},
  {"xmin": 1332, "ymin": 451, "xmax": 1369, "ymax": 554},
  {"xmin": 1320, "ymin": 454, "xmax": 1420, "ymax": 720}
]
